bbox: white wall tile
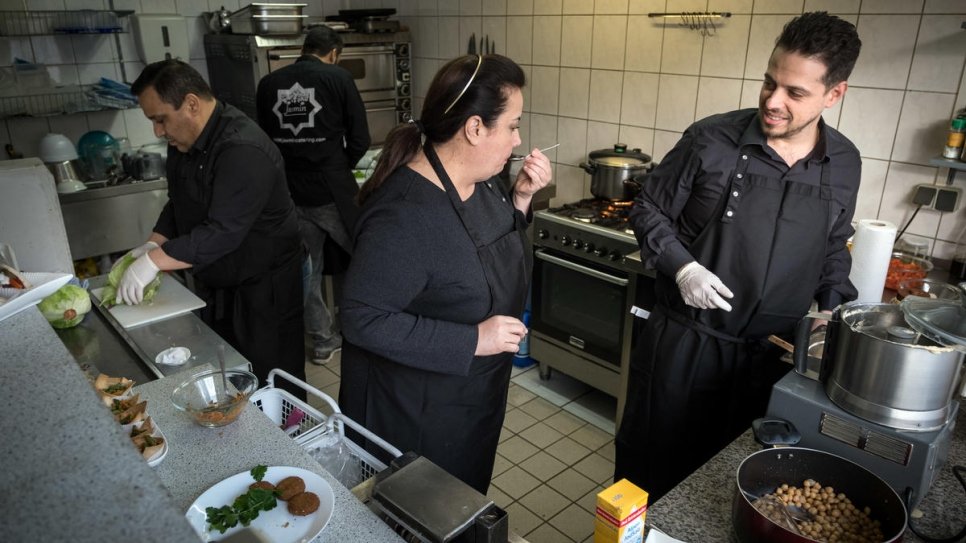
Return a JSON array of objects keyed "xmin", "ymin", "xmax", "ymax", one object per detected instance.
[
  {"xmin": 743, "ymin": 14, "xmax": 793, "ymax": 79},
  {"xmin": 176, "ymin": 0, "xmax": 206, "ymax": 16},
  {"xmin": 557, "ymin": 116, "xmax": 588, "ymax": 165},
  {"xmin": 804, "ymin": 0, "xmax": 859, "ymax": 11},
  {"xmin": 30, "ymin": 36, "xmax": 74, "ymax": 65},
  {"xmin": 655, "ymin": 74, "xmax": 698, "ymax": 131},
  {"xmin": 46, "ymin": 113, "xmax": 89, "ymax": 144},
  {"xmin": 709, "ymin": 0, "xmax": 753, "ymax": 11},
  {"xmin": 506, "ymin": 16, "xmax": 533, "ymax": 64},
  {"xmin": 413, "ymin": 57, "xmax": 438, "ymax": 99},
  {"xmin": 558, "ymin": 67, "xmax": 591, "ymax": 117},
  {"xmin": 739, "ymin": 78, "xmax": 760, "ymax": 109},
  {"xmin": 508, "ymin": 0, "xmax": 534, "ymax": 15},
  {"xmin": 86, "ymin": 110, "xmax": 127, "ymax": 138},
  {"xmin": 659, "ymin": 23, "xmax": 701, "ymax": 76},
  {"xmin": 560, "ymin": 16, "xmax": 592, "ymax": 67},
  {"xmin": 700, "ymin": 14, "xmax": 749, "ymax": 79},
  {"xmin": 836, "ymin": 88, "xmax": 903, "ymax": 160},
  {"xmin": 667, "ymin": 0, "xmax": 705, "ymax": 11},
  {"xmin": 822, "ymin": 92, "xmax": 844, "ymax": 130},
  {"xmin": 530, "ymin": 113, "xmax": 559, "ymax": 160},
  {"xmin": 413, "ymin": 16, "xmax": 439, "ymax": 58},
  {"xmin": 47, "ymin": 64, "xmax": 79, "ymax": 85},
  {"xmin": 71, "ymin": 35, "xmax": 116, "ymax": 63},
  {"xmin": 620, "ymin": 71, "xmax": 658, "ymax": 126},
  {"xmin": 924, "ymin": 0, "xmax": 966, "ymax": 13},
  {"xmin": 892, "ymin": 91, "xmax": 956, "ymax": 165},
  {"xmin": 586, "ymin": 120, "xmax": 620, "ymax": 155},
  {"xmin": 7, "ymin": 116, "xmax": 52, "ymax": 159},
  {"xmin": 936, "ymin": 178, "xmax": 966, "ymax": 241},
  {"xmin": 26, "ymin": 0, "xmax": 64, "ymax": 8},
  {"xmin": 141, "ymin": 0, "xmax": 176, "ymax": 14},
  {"xmin": 418, "ymin": 0, "xmax": 439, "ymax": 16},
  {"xmin": 908, "ymin": 15, "xmax": 966, "ymax": 93},
  {"xmin": 596, "ymin": 0, "xmax": 629, "ymax": 14},
  {"xmin": 880, "ymin": 163, "xmax": 942, "ymax": 239},
  {"xmin": 462, "ymin": 0, "xmax": 483, "ymax": 16},
  {"xmin": 854, "ymin": 158, "xmax": 888, "ymax": 222},
  {"xmin": 481, "ymin": 16, "xmax": 506, "ymax": 56},
  {"xmin": 438, "ymin": 17, "xmax": 461, "ymax": 59},
  {"xmin": 186, "ymin": 15, "xmax": 208, "ymax": 61},
  {"xmin": 752, "ymin": 0, "xmax": 803, "ymax": 14},
  {"xmin": 189, "ymin": 58, "xmax": 207, "ymax": 83},
  {"xmin": 459, "ymin": 16, "xmax": 482, "ymax": 55},
  {"xmin": 860, "ymin": 0, "xmax": 923, "ymax": 13},
  {"xmin": 588, "ymin": 69, "xmax": 623, "ymax": 122},
  {"xmin": 695, "ymin": 76, "xmax": 742, "ymax": 121},
  {"xmin": 564, "ymin": 0, "xmax": 595, "ymax": 14},
  {"xmin": 520, "ymin": 64, "xmax": 533, "ymax": 114},
  {"xmin": 849, "ymin": 15, "xmax": 919, "ymax": 90},
  {"xmin": 439, "ymin": 0, "xmax": 459, "ymax": 16},
  {"xmin": 209, "ymin": 0, "xmax": 238, "ymax": 11},
  {"xmin": 618, "ymin": 124, "xmax": 654, "ymax": 156},
  {"xmin": 518, "ymin": 109, "xmax": 531, "ymax": 150},
  {"xmin": 122, "ymin": 61, "xmax": 145, "ymax": 83},
  {"xmin": 77, "ymin": 62, "xmax": 117, "ymax": 85},
  {"xmin": 653, "ymin": 128, "xmax": 682, "ymax": 163},
  {"xmin": 533, "ymin": 16, "xmax": 562, "ymax": 66},
  {"xmin": 624, "ymin": 15, "xmax": 662, "ymax": 73},
  {"xmin": 116, "ymin": 32, "xmax": 138, "ymax": 64},
  {"xmin": 534, "ymin": 0, "xmax": 563, "ymax": 14},
  {"xmin": 531, "ymin": 66, "xmax": 560, "ymax": 115},
  {"xmin": 551, "ymin": 163, "xmax": 589, "ymax": 205},
  {"xmin": 591, "ymin": 15, "xmax": 626, "ymax": 70},
  {"xmin": 123, "ymin": 107, "xmax": 157, "ymax": 147},
  {"xmin": 482, "ymin": 0, "xmax": 507, "ymax": 15}
]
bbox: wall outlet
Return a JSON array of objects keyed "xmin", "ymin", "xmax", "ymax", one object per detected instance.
[{"xmin": 911, "ymin": 184, "xmax": 961, "ymax": 212}]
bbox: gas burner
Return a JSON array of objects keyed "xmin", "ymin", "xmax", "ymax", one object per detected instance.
[{"xmin": 573, "ymin": 208, "xmax": 595, "ymax": 222}]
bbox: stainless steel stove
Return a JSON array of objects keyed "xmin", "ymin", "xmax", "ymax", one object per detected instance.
[{"xmin": 530, "ymin": 199, "xmax": 655, "ymax": 425}]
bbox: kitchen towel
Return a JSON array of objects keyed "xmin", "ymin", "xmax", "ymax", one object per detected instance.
[{"xmin": 848, "ymin": 219, "xmax": 897, "ymax": 303}]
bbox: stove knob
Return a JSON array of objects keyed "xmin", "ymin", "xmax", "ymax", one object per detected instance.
[
  {"xmin": 573, "ymin": 239, "xmax": 584, "ymax": 250},
  {"xmin": 561, "ymin": 235, "xmax": 572, "ymax": 246},
  {"xmin": 537, "ymin": 229, "xmax": 549, "ymax": 240},
  {"xmin": 608, "ymin": 251, "xmax": 622, "ymax": 261},
  {"xmin": 584, "ymin": 242, "xmax": 595, "ymax": 253},
  {"xmin": 594, "ymin": 247, "xmax": 607, "ymax": 257}
]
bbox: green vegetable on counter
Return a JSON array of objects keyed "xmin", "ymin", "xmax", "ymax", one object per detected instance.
[
  {"xmin": 38, "ymin": 284, "xmax": 91, "ymax": 329},
  {"xmin": 205, "ymin": 465, "xmax": 278, "ymax": 534},
  {"xmin": 100, "ymin": 253, "xmax": 162, "ymax": 308}
]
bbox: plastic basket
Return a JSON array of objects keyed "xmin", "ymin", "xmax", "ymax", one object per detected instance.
[
  {"xmin": 301, "ymin": 412, "xmax": 403, "ymax": 483},
  {"xmin": 249, "ymin": 368, "xmax": 340, "ymax": 445}
]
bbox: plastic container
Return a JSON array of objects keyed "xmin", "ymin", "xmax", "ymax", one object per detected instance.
[
  {"xmin": 943, "ymin": 117, "xmax": 966, "ymax": 159},
  {"xmin": 513, "ymin": 309, "xmax": 534, "ymax": 368}
]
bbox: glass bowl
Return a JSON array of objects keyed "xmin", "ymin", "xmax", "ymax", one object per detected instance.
[
  {"xmin": 896, "ymin": 278, "xmax": 963, "ymax": 302},
  {"xmin": 170, "ymin": 368, "xmax": 258, "ymax": 428},
  {"xmin": 885, "ymin": 251, "xmax": 933, "ymax": 291}
]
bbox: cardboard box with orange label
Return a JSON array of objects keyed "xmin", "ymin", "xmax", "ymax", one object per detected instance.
[{"xmin": 594, "ymin": 478, "xmax": 649, "ymax": 543}]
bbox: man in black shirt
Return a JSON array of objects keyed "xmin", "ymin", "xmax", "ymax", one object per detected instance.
[
  {"xmin": 256, "ymin": 26, "xmax": 370, "ymax": 365},
  {"xmin": 119, "ymin": 60, "xmax": 305, "ymax": 393},
  {"xmin": 615, "ymin": 12, "xmax": 863, "ymax": 500}
]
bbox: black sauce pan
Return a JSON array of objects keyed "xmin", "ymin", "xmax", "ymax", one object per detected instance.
[{"xmin": 732, "ymin": 447, "xmax": 908, "ymax": 543}]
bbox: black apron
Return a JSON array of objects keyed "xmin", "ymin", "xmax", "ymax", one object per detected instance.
[
  {"xmin": 615, "ymin": 150, "xmax": 831, "ymax": 501},
  {"xmin": 341, "ymin": 144, "xmax": 531, "ymax": 494}
]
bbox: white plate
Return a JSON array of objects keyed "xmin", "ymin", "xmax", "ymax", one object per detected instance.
[
  {"xmin": 0, "ymin": 272, "xmax": 71, "ymax": 324},
  {"xmin": 185, "ymin": 466, "xmax": 334, "ymax": 543}
]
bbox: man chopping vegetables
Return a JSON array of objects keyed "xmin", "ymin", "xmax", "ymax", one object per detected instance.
[
  {"xmin": 117, "ymin": 60, "xmax": 306, "ymax": 392},
  {"xmin": 615, "ymin": 12, "xmax": 862, "ymax": 501}
]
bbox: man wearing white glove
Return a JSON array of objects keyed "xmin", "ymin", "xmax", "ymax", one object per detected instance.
[
  {"xmin": 117, "ymin": 250, "xmax": 160, "ymax": 305},
  {"xmin": 113, "ymin": 241, "xmax": 158, "ymax": 270},
  {"xmin": 616, "ymin": 12, "xmax": 863, "ymax": 502}
]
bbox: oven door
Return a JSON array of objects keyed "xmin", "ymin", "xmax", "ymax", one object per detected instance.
[
  {"xmin": 532, "ymin": 248, "xmax": 629, "ymax": 367},
  {"xmin": 338, "ymin": 45, "xmax": 396, "ymax": 100}
]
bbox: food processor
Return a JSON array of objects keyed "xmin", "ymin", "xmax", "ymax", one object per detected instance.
[
  {"xmin": 77, "ymin": 130, "xmax": 121, "ymax": 181},
  {"xmin": 38, "ymin": 133, "xmax": 86, "ymax": 193}
]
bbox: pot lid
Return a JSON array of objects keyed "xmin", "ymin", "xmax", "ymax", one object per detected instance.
[
  {"xmin": 588, "ymin": 143, "xmax": 652, "ymax": 166},
  {"xmin": 595, "ymin": 155, "xmax": 648, "ymax": 167},
  {"xmin": 900, "ymin": 290, "xmax": 966, "ymax": 347}
]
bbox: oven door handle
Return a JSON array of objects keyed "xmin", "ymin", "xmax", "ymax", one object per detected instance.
[
  {"xmin": 365, "ymin": 106, "xmax": 397, "ymax": 113},
  {"xmin": 535, "ymin": 249, "xmax": 628, "ymax": 287},
  {"xmin": 268, "ymin": 53, "xmax": 302, "ymax": 60}
]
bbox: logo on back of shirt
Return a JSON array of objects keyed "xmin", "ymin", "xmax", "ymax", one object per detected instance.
[{"xmin": 272, "ymin": 82, "xmax": 322, "ymax": 136}]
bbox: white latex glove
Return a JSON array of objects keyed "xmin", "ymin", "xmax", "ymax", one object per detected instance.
[
  {"xmin": 112, "ymin": 241, "xmax": 159, "ymax": 270},
  {"xmin": 117, "ymin": 252, "xmax": 160, "ymax": 305},
  {"xmin": 675, "ymin": 261, "xmax": 734, "ymax": 312}
]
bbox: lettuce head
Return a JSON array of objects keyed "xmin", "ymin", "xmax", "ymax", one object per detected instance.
[
  {"xmin": 100, "ymin": 253, "xmax": 162, "ymax": 308},
  {"xmin": 39, "ymin": 284, "xmax": 92, "ymax": 329}
]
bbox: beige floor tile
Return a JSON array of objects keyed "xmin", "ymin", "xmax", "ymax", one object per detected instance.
[
  {"xmin": 504, "ymin": 407, "xmax": 539, "ymax": 433},
  {"xmin": 596, "ymin": 440, "xmax": 616, "ymax": 462},
  {"xmin": 526, "ymin": 522, "xmax": 574, "ymax": 543},
  {"xmin": 492, "ymin": 466, "xmax": 541, "ymax": 499},
  {"xmin": 547, "ymin": 468, "xmax": 598, "ymax": 501},
  {"xmin": 486, "ymin": 485, "xmax": 514, "ymax": 510},
  {"xmin": 544, "ymin": 436, "xmax": 592, "ymax": 466},
  {"xmin": 506, "ymin": 502, "xmax": 543, "ymax": 537},
  {"xmin": 321, "ymin": 382, "xmax": 340, "ymax": 403},
  {"xmin": 582, "ymin": 535, "xmax": 594, "ymax": 543},
  {"xmin": 544, "ymin": 410, "xmax": 586, "ymax": 435},
  {"xmin": 499, "ymin": 425, "xmax": 515, "ymax": 443},
  {"xmin": 578, "ymin": 486, "xmax": 606, "ymax": 514},
  {"xmin": 518, "ymin": 397, "xmax": 561, "ymax": 421},
  {"xmin": 519, "ymin": 451, "xmax": 567, "ymax": 481},
  {"xmin": 574, "ymin": 452, "xmax": 615, "ymax": 485},
  {"xmin": 519, "ymin": 422, "xmax": 565, "ymax": 449},
  {"xmin": 498, "ymin": 435, "xmax": 540, "ymax": 464},
  {"xmin": 507, "ymin": 383, "xmax": 538, "ymax": 407},
  {"xmin": 492, "ymin": 453, "xmax": 513, "ymax": 478},
  {"xmin": 519, "ymin": 484, "xmax": 571, "ymax": 521},
  {"xmin": 570, "ymin": 423, "xmax": 613, "ymax": 450},
  {"xmin": 550, "ymin": 503, "xmax": 595, "ymax": 542}
]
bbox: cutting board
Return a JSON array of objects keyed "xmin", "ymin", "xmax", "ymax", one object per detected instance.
[{"xmin": 92, "ymin": 274, "xmax": 205, "ymax": 329}]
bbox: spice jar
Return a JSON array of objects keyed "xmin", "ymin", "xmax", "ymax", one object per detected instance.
[{"xmin": 943, "ymin": 117, "xmax": 966, "ymax": 159}]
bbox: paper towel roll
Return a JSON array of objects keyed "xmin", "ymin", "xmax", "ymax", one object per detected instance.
[{"xmin": 848, "ymin": 219, "xmax": 897, "ymax": 303}]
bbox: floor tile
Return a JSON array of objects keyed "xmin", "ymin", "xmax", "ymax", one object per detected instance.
[
  {"xmin": 498, "ymin": 435, "xmax": 540, "ymax": 464},
  {"xmin": 570, "ymin": 423, "xmax": 614, "ymax": 451},
  {"xmin": 544, "ymin": 436, "xmax": 593, "ymax": 466},
  {"xmin": 492, "ymin": 453, "xmax": 513, "ymax": 478},
  {"xmin": 578, "ymin": 486, "xmax": 606, "ymax": 514},
  {"xmin": 518, "ymin": 397, "xmax": 561, "ymax": 421},
  {"xmin": 520, "ymin": 484, "xmax": 571, "ymax": 521},
  {"xmin": 507, "ymin": 382, "xmax": 538, "ymax": 407},
  {"xmin": 519, "ymin": 422, "xmax": 565, "ymax": 449},
  {"xmin": 526, "ymin": 521, "xmax": 574, "ymax": 543},
  {"xmin": 547, "ymin": 468, "xmax": 598, "ymax": 501},
  {"xmin": 308, "ymin": 367, "xmax": 340, "ymax": 388},
  {"xmin": 551, "ymin": 503, "xmax": 595, "ymax": 542},
  {"xmin": 574, "ymin": 453, "xmax": 615, "ymax": 485},
  {"xmin": 320, "ymin": 382, "xmax": 340, "ymax": 404},
  {"xmin": 499, "ymin": 425, "xmax": 514, "ymax": 443},
  {"xmin": 596, "ymin": 440, "xmax": 616, "ymax": 462},
  {"xmin": 519, "ymin": 450, "xmax": 567, "ymax": 481},
  {"xmin": 544, "ymin": 409, "xmax": 587, "ymax": 435},
  {"xmin": 492, "ymin": 466, "xmax": 541, "ymax": 499},
  {"xmin": 563, "ymin": 399, "xmax": 616, "ymax": 434},
  {"xmin": 504, "ymin": 407, "xmax": 540, "ymax": 433},
  {"xmin": 506, "ymin": 502, "xmax": 543, "ymax": 536},
  {"xmin": 486, "ymin": 485, "xmax": 514, "ymax": 510},
  {"xmin": 512, "ymin": 365, "xmax": 592, "ymax": 406}
]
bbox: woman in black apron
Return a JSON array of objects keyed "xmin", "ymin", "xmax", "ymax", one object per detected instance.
[{"xmin": 338, "ymin": 54, "xmax": 551, "ymax": 493}]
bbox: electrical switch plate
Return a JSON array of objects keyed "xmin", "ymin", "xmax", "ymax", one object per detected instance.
[
  {"xmin": 131, "ymin": 15, "xmax": 189, "ymax": 64},
  {"xmin": 912, "ymin": 184, "xmax": 937, "ymax": 206},
  {"xmin": 910, "ymin": 184, "xmax": 962, "ymax": 212}
]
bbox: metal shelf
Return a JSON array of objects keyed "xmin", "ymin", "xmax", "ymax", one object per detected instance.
[
  {"xmin": 929, "ymin": 156, "xmax": 966, "ymax": 185},
  {"xmin": 0, "ymin": 10, "xmax": 133, "ymax": 36},
  {"xmin": 0, "ymin": 84, "xmax": 136, "ymax": 118}
]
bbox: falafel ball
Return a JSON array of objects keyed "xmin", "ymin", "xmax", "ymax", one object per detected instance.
[
  {"xmin": 275, "ymin": 476, "xmax": 306, "ymax": 501},
  {"xmin": 287, "ymin": 491, "xmax": 320, "ymax": 516},
  {"xmin": 249, "ymin": 480, "xmax": 275, "ymax": 492}
]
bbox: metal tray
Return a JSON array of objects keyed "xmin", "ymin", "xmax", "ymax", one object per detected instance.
[{"xmin": 231, "ymin": 14, "xmax": 307, "ymax": 35}]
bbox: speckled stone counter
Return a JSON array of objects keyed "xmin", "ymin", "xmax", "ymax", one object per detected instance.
[
  {"xmin": 646, "ymin": 408, "xmax": 966, "ymax": 542},
  {"xmin": 134, "ymin": 365, "xmax": 403, "ymax": 543},
  {"xmin": 0, "ymin": 308, "xmax": 200, "ymax": 542}
]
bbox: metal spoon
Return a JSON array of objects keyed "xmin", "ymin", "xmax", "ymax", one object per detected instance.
[
  {"xmin": 509, "ymin": 143, "xmax": 560, "ymax": 161},
  {"xmin": 217, "ymin": 344, "xmax": 229, "ymax": 401}
]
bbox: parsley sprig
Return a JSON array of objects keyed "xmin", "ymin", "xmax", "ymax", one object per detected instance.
[{"xmin": 205, "ymin": 465, "xmax": 279, "ymax": 534}]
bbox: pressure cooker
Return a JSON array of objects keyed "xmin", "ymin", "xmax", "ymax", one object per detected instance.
[{"xmin": 580, "ymin": 143, "xmax": 652, "ymax": 201}]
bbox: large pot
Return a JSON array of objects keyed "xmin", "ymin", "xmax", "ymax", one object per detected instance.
[
  {"xmin": 795, "ymin": 302, "xmax": 964, "ymax": 431},
  {"xmin": 733, "ymin": 447, "xmax": 907, "ymax": 543},
  {"xmin": 580, "ymin": 144, "xmax": 652, "ymax": 200}
]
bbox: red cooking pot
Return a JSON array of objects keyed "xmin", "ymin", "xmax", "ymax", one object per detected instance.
[{"xmin": 733, "ymin": 447, "xmax": 907, "ymax": 543}]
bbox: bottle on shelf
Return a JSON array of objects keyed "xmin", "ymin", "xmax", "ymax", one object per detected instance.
[{"xmin": 943, "ymin": 117, "xmax": 966, "ymax": 159}]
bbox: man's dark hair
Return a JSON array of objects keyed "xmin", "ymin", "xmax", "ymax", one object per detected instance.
[
  {"xmin": 302, "ymin": 26, "xmax": 343, "ymax": 57},
  {"xmin": 130, "ymin": 59, "xmax": 213, "ymax": 109},
  {"xmin": 775, "ymin": 11, "xmax": 861, "ymax": 88}
]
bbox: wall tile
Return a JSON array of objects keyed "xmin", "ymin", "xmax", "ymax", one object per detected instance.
[
  {"xmin": 71, "ymin": 35, "xmax": 115, "ymax": 63},
  {"xmin": 30, "ymin": 36, "xmax": 74, "ymax": 65},
  {"xmin": 413, "ymin": 57, "xmax": 438, "ymax": 99},
  {"xmin": 936, "ymin": 175, "xmax": 966, "ymax": 241},
  {"xmin": 892, "ymin": 91, "xmax": 956, "ymax": 165},
  {"xmin": 587, "ymin": 120, "xmax": 620, "ymax": 155},
  {"xmin": 122, "ymin": 61, "xmax": 145, "ymax": 82},
  {"xmin": 439, "ymin": 0, "xmax": 459, "ymax": 16},
  {"xmin": 561, "ymin": 16, "xmax": 593, "ymax": 67},
  {"xmin": 588, "ymin": 69, "xmax": 623, "ymax": 122},
  {"xmin": 122, "ymin": 107, "xmax": 157, "ymax": 147},
  {"xmin": 7, "ymin": 116, "xmax": 52, "ymax": 159},
  {"xmin": 141, "ymin": 0, "xmax": 176, "ymax": 14},
  {"xmin": 438, "ymin": 17, "xmax": 460, "ymax": 60},
  {"xmin": 752, "ymin": 0, "xmax": 803, "ymax": 13},
  {"xmin": 805, "ymin": 0, "xmax": 859, "ymax": 11},
  {"xmin": 186, "ymin": 16, "xmax": 208, "ymax": 61},
  {"xmin": 518, "ymin": 109, "xmax": 531, "ymax": 150},
  {"xmin": 596, "ymin": 0, "xmax": 629, "ymax": 14},
  {"xmin": 508, "ymin": 0, "xmax": 534, "ymax": 15},
  {"xmin": 530, "ymin": 113, "xmax": 559, "ymax": 161},
  {"xmin": 591, "ymin": 15, "xmax": 627, "ymax": 70},
  {"xmin": 620, "ymin": 71, "xmax": 659, "ymax": 127},
  {"xmin": 86, "ymin": 110, "xmax": 127, "ymax": 139},
  {"xmin": 413, "ymin": 16, "xmax": 439, "ymax": 58},
  {"xmin": 655, "ymin": 74, "xmax": 698, "ymax": 131},
  {"xmin": 531, "ymin": 66, "xmax": 560, "ymax": 115},
  {"xmin": 854, "ymin": 158, "xmax": 888, "ymax": 223},
  {"xmin": 908, "ymin": 15, "xmax": 966, "ymax": 93},
  {"xmin": 533, "ymin": 16, "xmax": 562, "ymax": 66},
  {"xmin": 46, "ymin": 113, "xmax": 89, "ymax": 145},
  {"xmin": 462, "ymin": 0, "xmax": 483, "ymax": 16},
  {"xmin": 534, "ymin": 0, "xmax": 563, "ymax": 14},
  {"xmin": 506, "ymin": 17, "xmax": 533, "ymax": 64},
  {"xmin": 47, "ymin": 65, "xmax": 79, "ymax": 86},
  {"xmin": 743, "ymin": 14, "xmax": 793, "ymax": 80},
  {"xmin": 551, "ymin": 164, "xmax": 589, "ymax": 205},
  {"xmin": 520, "ymin": 65, "xmax": 533, "ymax": 114},
  {"xmin": 460, "ymin": 16, "xmax": 483, "ymax": 55},
  {"xmin": 557, "ymin": 116, "xmax": 588, "ymax": 165},
  {"xmin": 659, "ymin": 22, "xmax": 701, "ymax": 76},
  {"xmin": 481, "ymin": 17, "xmax": 507, "ymax": 56},
  {"xmin": 708, "ymin": 0, "xmax": 754, "ymax": 12},
  {"xmin": 189, "ymin": 59, "xmax": 207, "ymax": 85},
  {"xmin": 0, "ymin": 38, "xmax": 33, "ymax": 66},
  {"xmin": 850, "ymin": 15, "xmax": 919, "ymax": 90},
  {"xmin": 667, "ymin": 0, "xmax": 705, "ymax": 11},
  {"xmin": 176, "ymin": 0, "xmax": 206, "ymax": 16},
  {"xmin": 418, "ymin": 0, "xmax": 438, "ymax": 16},
  {"xmin": 482, "ymin": 0, "xmax": 507, "ymax": 15},
  {"xmin": 624, "ymin": 15, "xmax": 662, "ymax": 73},
  {"xmin": 77, "ymin": 62, "xmax": 117, "ymax": 85},
  {"xmin": 558, "ymin": 67, "xmax": 591, "ymax": 117},
  {"xmin": 836, "ymin": 88, "xmax": 903, "ymax": 160},
  {"xmin": 209, "ymin": 0, "xmax": 238, "ymax": 11},
  {"xmin": 26, "ymin": 0, "xmax": 64, "ymax": 8},
  {"xmin": 653, "ymin": 129, "xmax": 683, "ymax": 163},
  {"xmin": 700, "ymin": 14, "xmax": 750, "ymax": 79},
  {"xmin": 880, "ymin": 163, "xmax": 942, "ymax": 239},
  {"xmin": 821, "ymin": 92, "xmax": 844, "ymax": 130},
  {"xmin": 860, "ymin": 0, "xmax": 923, "ymax": 14},
  {"xmin": 695, "ymin": 77, "xmax": 742, "ymax": 121},
  {"xmin": 924, "ymin": 0, "xmax": 966, "ymax": 13},
  {"xmin": 618, "ymin": 124, "xmax": 655, "ymax": 155},
  {"xmin": 116, "ymin": 32, "xmax": 138, "ymax": 64},
  {"xmin": 628, "ymin": 0, "xmax": 664, "ymax": 13},
  {"xmin": 395, "ymin": 0, "xmax": 415, "ymax": 16},
  {"xmin": 564, "ymin": 0, "xmax": 595, "ymax": 14},
  {"xmin": 739, "ymin": 78, "xmax": 760, "ymax": 109}
]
